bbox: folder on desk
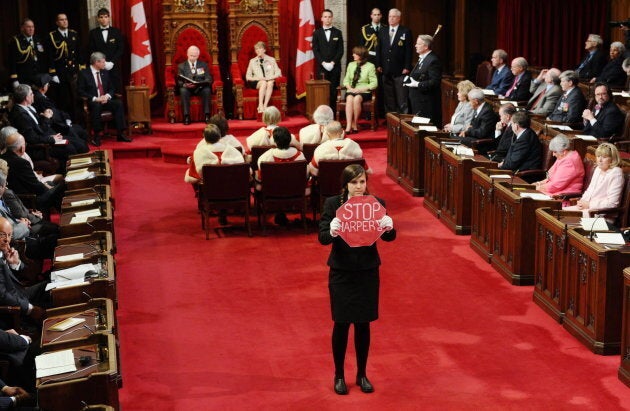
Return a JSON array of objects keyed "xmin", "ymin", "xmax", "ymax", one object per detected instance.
[
  {"xmin": 48, "ymin": 317, "xmax": 85, "ymax": 332},
  {"xmin": 35, "ymin": 349, "xmax": 77, "ymax": 378}
]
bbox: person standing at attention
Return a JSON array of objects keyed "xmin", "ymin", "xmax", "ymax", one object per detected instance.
[
  {"xmin": 312, "ymin": 9, "xmax": 344, "ymax": 110},
  {"xmin": 319, "ymin": 164, "xmax": 396, "ymax": 395}
]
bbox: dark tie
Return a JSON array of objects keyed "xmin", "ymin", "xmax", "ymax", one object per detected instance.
[
  {"xmin": 389, "ymin": 28, "xmax": 395, "ymax": 45},
  {"xmin": 259, "ymin": 58, "xmax": 266, "ymax": 77},
  {"xmin": 191, "ymin": 64, "xmax": 196, "ymax": 75},
  {"xmin": 96, "ymin": 71, "xmax": 105, "ymax": 96},
  {"xmin": 577, "ymin": 53, "xmax": 592, "ymax": 72}
]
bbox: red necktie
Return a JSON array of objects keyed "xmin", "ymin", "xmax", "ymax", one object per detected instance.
[
  {"xmin": 531, "ymin": 87, "xmax": 547, "ymax": 109},
  {"xmin": 96, "ymin": 71, "xmax": 105, "ymax": 97},
  {"xmin": 505, "ymin": 75, "xmax": 519, "ymax": 97}
]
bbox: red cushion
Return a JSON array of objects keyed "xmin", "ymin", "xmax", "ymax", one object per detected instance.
[
  {"xmin": 165, "ymin": 28, "xmax": 214, "ymax": 87},
  {"xmin": 237, "ymin": 26, "xmax": 269, "ymax": 77}
]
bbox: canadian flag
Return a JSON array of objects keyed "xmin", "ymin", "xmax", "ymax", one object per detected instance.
[
  {"xmin": 130, "ymin": 0, "xmax": 155, "ymax": 97},
  {"xmin": 295, "ymin": 0, "xmax": 315, "ymax": 99}
]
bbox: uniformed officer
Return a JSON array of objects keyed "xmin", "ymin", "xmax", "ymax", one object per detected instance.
[{"xmin": 8, "ymin": 18, "xmax": 47, "ymax": 89}]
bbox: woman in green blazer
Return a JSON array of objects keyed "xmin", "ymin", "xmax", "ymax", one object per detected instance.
[{"xmin": 342, "ymin": 46, "xmax": 377, "ymax": 134}]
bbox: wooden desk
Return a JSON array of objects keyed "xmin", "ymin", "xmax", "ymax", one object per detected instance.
[
  {"xmin": 563, "ymin": 228, "xmax": 630, "ymax": 354},
  {"xmin": 50, "ymin": 254, "xmax": 117, "ymax": 307},
  {"xmin": 533, "ymin": 208, "xmax": 583, "ymax": 322},
  {"xmin": 126, "ymin": 85, "xmax": 152, "ymax": 134},
  {"xmin": 59, "ymin": 201, "xmax": 114, "ymax": 238},
  {"xmin": 470, "ymin": 168, "xmax": 523, "ymax": 262},
  {"xmin": 386, "ymin": 112, "xmax": 411, "ymax": 188},
  {"xmin": 67, "ymin": 150, "xmax": 111, "ymax": 169},
  {"xmin": 491, "ymin": 182, "xmax": 562, "ymax": 285},
  {"xmin": 62, "ymin": 185, "xmax": 113, "ymax": 212},
  {"xmin": 55, "ymin": 231, "xmax": 115, "ymax": 258},
  {"xmin": 305, "ymin": 79, "xmax": 330, "ymax": 120},
  {"xmin": 41, "ymin": 298, "xmax": 115, "ymax": 351},
  {"xmin": 423, "ymin": 136, "xmax": 447, "ymax": 218},
  {"xmin": 37, "ymin": 334, "xmax": 119, "ymax": 411},
  {"xmin": 619, "ymin": 267, "xmax": 630, "ymax": 386},
  {"xmin": 65, "ymin": 161, "xmax": 112, "ymax": 191}
]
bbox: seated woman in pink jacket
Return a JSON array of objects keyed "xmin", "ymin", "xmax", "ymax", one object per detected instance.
[
  {"xmin": 563, "ymin": 142, "xmax": 624, "ymax": 217},
  {"xmin": 534, "ymin": 134, "xmax": 584, "ymax": 196}
]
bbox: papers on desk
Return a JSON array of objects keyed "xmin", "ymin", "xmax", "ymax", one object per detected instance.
[
  {"xmin": 519, "ymin": 192, "xmax": 552, "ymax": 200},
  {"xmin": 41, "ymin": 174, "xmax": 57, "ymax": 184},
  {"xmin": 501, "ymin": 100, "xmax": 519, "ymax": 106},
  {"xmin": 36, "ymin": 349, "xmax": 77, "ymax": 378},
  {"xmin": 593, "ymin": 232, "xmax": 626, "ymax": 245},
  {"xmin": 411, "ymin": 116, "xmax": 431, "ymax": 124},
  {"xmin": 453, "ymin": 146, "xmax": 474, "ymax": 156},
  {"xmin": 55, "ymin": 253, "xmax": 84, "ymax": 263},
  {"xmin": 549, "ymin": 125, "xmax": 573, "ymax": 131},
  {"xmin": 55, "ymin": 139, "xmax": 68, "ymax": 145},
  {"xmin": 69, "ymin": 208, "xmax": 102, "ymax": 224},
  {"xmin": 489, "ymin": 174, "xmax": 512, "ymax": 179},
  {"xmin": 69, "ymin": 198, "xmax": 96, "ymax": 207},
  {"xmin": 69, "ymin": 157, "xmax": 93, "ymax": 167},
  {"xmin": 580, "ymin": 217, "xmax": 608, "ymax": 231},
  {"xmin": 48, "ymin": 317, "xmax": 85, "ymax": 332},
  {"xmin": 612, "ymin": 91, "xmax": 630, "ymax": 97},
  {"xmin": 418, "ymin": 125, "xmax": 439, "ymax": 131},
  {"xmin": 46, "ymin": 263, "xmax": 97, "ymax": 291},
  {"xmin": 574, "ymin": 135, "xmax": 597, "ymax": 141},
  {"xmin": 65, "ymin": 167, "xmax": 95, "ymax": 182},
  {"xmin": 482, "ymin": 89, "xmax": 496, "ymax": 96}
]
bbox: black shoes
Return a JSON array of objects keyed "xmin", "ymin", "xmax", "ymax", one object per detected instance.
[
  {"xmin": 356, "ymin": 376, "xmax": 374, "ymax": 393},
  {"xmin": 205, "ymin": 113, "xmax": 211, "ymax": 123},
  {"xmin": 334, "ymin": 377, "xmax": 348, "ymax": 395},
  {"xmin": 183, "ymin": 115, "xmax": 191, "ymax": 125},
  {"xmin": 117, "ymin": 134, "xmax": 133, "ymax": 143},
  {"xmin": 91, "ymin": 134, "xmax": 101, "ymax": 147}
]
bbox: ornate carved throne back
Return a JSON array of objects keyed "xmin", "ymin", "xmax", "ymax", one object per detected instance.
[
  {"xmin": 162, "ymin": 0, "xmax": 224, "ymax": 123},
  {"xmin": 228, "ymin": 0, "xmax": 287, "ymax": 119}
]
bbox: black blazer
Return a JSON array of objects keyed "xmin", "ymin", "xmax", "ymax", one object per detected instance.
[
  {"xmin": 33, "ymin": 90, "xmax": 71, "ymax": 133},
  {"xmin": 0, "ymin": 329, "xmax": 29, "ymax": 366},
  {"xmin": 409, "ymin": 52, "xmax": 442, "ymax": 125},
  {"xmin": 547, "ymin": 87, "xmax": 586, "ymax": 124},
  {"xmin": 583, "ymin": 101, "xmax": 626, "ymax": 140},
  {"xmin": 319, "ymin": 195, "xmax": 396, "ymax": 271},
  {"xmin": 464, "ymin": 103, "xmax": 498, "ymax": 139},
  {"xmin": 492, "ymin": 126, "xmax": 516, "ymax": 162},
  {"xmin": 47, "ymin": 29, "xmax": 81, "ymax": 80},
  {"xmin": 0, "ymin": 150, "xmax": 49, "ymax": 196},
  {"xmin": 177, "ymin": 60, "xmax": 212, "ymax": 88},
  {"xmin": 87, "ymin": 26, "xmax": 124, "ymax": 64},
  {"xmin": 596, "ymin": 57, "xmax": 627, "ymax": 88},
  {"xmin": 505, "ymin": 71, "xmax": 532, "ymax": 101},
  {"xmin": 576, "ymin": 49, "xmax": 607, "ymax": 80},
  {"xmin": 375, "ymin": 25, "xmax": 413, "ymax": 76},
  {"xmin": 500, "ymin": 128, "xmax": 542, "ymax": 172},
  {"xmin": 312, "ymin": 27, "xmax": 344, "ymax": 70},
  {"xmin": 78, "ymin": 67, "xmax": 115, "ymax": 99},
  {"xmin": 0, "ymin": 259, "xmax": 29, "ymax": 313},
  {"xmin": 8, "ymin": 105, "xmax": 56, "ymax": 145}
]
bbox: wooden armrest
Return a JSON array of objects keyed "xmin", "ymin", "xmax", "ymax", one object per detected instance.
[
  {"xmin": 552, "ymin": 191, "xmax": 582, "ymax": 200},
  {"xmin": 516, "ymin": 169, "xmax": 547, "ymax": 184}
]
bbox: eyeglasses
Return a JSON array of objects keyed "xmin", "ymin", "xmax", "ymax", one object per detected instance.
[{"xmin": 0, "ymin": 232, "xmax": 12, "ymax": 239}]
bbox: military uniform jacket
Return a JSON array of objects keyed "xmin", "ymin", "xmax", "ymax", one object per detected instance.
[
  {"xmin": 47, "ymin": 29, "xmax": 81, "ymax": 81},
  {"xmin": 8, "ymin": 33, "xmax": 47, "ymax": 84}
]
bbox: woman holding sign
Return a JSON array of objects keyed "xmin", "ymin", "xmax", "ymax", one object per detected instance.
[{"xmin": 319, "ymin": 164, "xmax": 396, "ymax": 395}]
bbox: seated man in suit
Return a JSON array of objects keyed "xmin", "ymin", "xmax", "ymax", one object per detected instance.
[
  {"xmin": 575, "ymin": 34, "xmax": 607, "ymax": 80},
  {"xmin": 547, "ymin": 70, "xmax": 586, "ymax": 125},
  {"xmin": 308, "ymin": 121, "xmax": 369, "ymax": 176},
  {"xmin": 527, "ymin": 68, "xmax": 562, "ymax": 117},
  {"xmin": 582, "ymin": 83, "xmax": 625, "ymax": 141},
  {"xmin": 485, "ymin": 49, "xmax": 514, "ymax": 96},
  {"xmin": 8, "ymin": 84, "xmax": 75, "ymax": 170},
  {"xmin": 0, "ymin": 376, "xmax": 33, "ymax": 409},
  {"xmin": 178, "ymin": 45, "xmax": 213, "ymax": 125},
  {"xmin": 459, "ymin": 88, "xmax": 499, "ymax": 148},
  {"xmin": 78, "ymin": 52, "xmax": 130, "ymax": 146},
  {"xmin": 498, "ymin": 111, "xmax": 542, "ymax": 175},
  {"xmin": 0, "ymin": 217, "xmax": 48, "ymax": 323},
  {"xmin": 489, "ymin": 104, "xmax": 517, "ymax": 162},
  {"xmin": 299, "ymin": 105, "xmax": 334, "ymax": 145},
  {"xmin": 500, "ymin": 57, "xmax": 531, "ymax": 101}
]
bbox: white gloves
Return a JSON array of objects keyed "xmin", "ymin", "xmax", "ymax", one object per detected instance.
[
  {"xmin": 65, "ymin": 119, "xmax": 72, "ymax": 126},
  {"xmin": 330, "ymin": 217, "xmax": 341, "ymax": 237},
  {"xmin": 379, "ymin": 215, "xmax": 394, "ymax": 231},
  {"xmin": 51, "ymin": 75, "xmax": 60, "ymax": 84},
  {"xmin": 12, "ymin": 81, "xmax": 19, "ymax": 89},
  {"xmin": 322, "ymin": 62, "xmax": 334, "ymax": 72},
  {"xmin": 105, "ymin": 61, "xmax": 114, "ymax": 70},
  {"xmin": 403, "ymin": 77, "xmax": 419, "ymax": 88}
]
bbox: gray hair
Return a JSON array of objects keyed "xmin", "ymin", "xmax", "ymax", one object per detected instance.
[
  {"xmin": 468, "ymin": 88, "xmax": 485, "ymax": 102},
  {"xmin": 559, "ymin": 70, "xmax": 579, "ymax": 86},
  {"xmin": 90, "ymin": 52, "xmax": 106, "ymax": 65},
  {"xmin": 389, "ymin": 8, "xmax": 401, "ymax": 17},
  {"xmin": 610, "ymin": 41, "xmax": 626, "ymax": 54},
  {"xmin": 623, "ymin": 57, "xmax": 630, "ymax": 72},
  {"xmin": 493, "ymin": 49, "xmax": 508, "ymax": 62},
  {"xmin": 13, "ymin": 84, "xmax": 31, "ymax": 104},
  {"xmin": 588, "ymin": 34, "xmax": 603, "ymax": 47},
  {"xmin": 312, "ymin": 105, "xmax": 334, "ymax": 126},
  {"xmin": 549, "ymin": 134, "xmax": 570, "ymax": 153},
  {"xmin": 0, "ymin": 127, "xmax": 18, "ymax": 140},
  {"xmin": 513, "ymin": 57, "xmax": 528, "ymax": 70},
  {"xmin": 262, "ymin": 106, "xmax": 281, "ymax": 125},
  {"xmin": 325, "ymin": 121, "xmax": 343, "ymax": 138},
  {"xmin": 418, "ymin": 35, "xmax": 433, "ymax": 49}
]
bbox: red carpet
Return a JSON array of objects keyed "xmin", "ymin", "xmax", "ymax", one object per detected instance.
[{"xmin": 112, "ymin": 147, "xmax": 629, "ymax": 410}]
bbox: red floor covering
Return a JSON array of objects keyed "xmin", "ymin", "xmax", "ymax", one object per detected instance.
[{"xmin": 112, "ymin": 147, "xmax": 629, "ymax": 410}]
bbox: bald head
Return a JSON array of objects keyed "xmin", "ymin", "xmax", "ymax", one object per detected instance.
[
  {"xmin": 0, "ymin": 217, "xmax": 12, "ymax": 236},
  {"xmin": 5, "ymin": 133, "xmax": 25, "ymax": 153}
]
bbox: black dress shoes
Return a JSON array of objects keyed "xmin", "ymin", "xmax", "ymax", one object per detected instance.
[
  {"xmin": 334, "ymin": 377, "xmax": 348, "ymax": 395},
  {"xmin": 205, "ymin": 113, "xmax": 211, "ymax": 123},
  {"xmin": 356, "ymin": 376, "xmax": 374, "ymax": 393},
  {"xmin": 117, "ymin": 134, "xmax": 133, "ymax": 143},
  {"xmin": 90, "ymin": 135, "xmax": 101, "ymax": 147},
  {"xmin": 183, "ymin": 115, "xmax": 191, "ymax": 125}
]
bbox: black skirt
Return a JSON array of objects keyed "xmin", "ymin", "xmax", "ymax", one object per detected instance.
[
  {"xmin": 345, "ymin": 91, "xmax": 372, "ymax": 101},
  {"xmin": 329, "ymin": 267, "xmax": 379, "ymax": 323}
]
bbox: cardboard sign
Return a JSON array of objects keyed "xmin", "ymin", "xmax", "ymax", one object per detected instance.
[{"xmin": 335, "ymin": 195, "xmax": 386, "ymax": 247}]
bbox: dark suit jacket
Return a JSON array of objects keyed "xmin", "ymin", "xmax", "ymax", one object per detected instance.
[
  {"xmin": 177, "ymin": 60, "xmax": 212, "ymax": 88},
  {"xmin": 583, "ymin": 101, "xmax": 626, "ymax": 140},
  {"xmin": 318, "ymin": 195, "xmax": 396, "ymax": 270},
  {"xmin": 576, "ymin": 49, "xmax": 607, "ymax": 80},
  {"xmin": 312, "ymin": 27, "xmax": 344, "ymax": 73},
  {"xmin": 464, "ymin": 103, "xmax": 499, "ymax": 139},
  {"xmin": 547, "ymin": 87, "xmax": 587, "ymax": 124},
  {"xmin": 0, "ymin": 259, "xmax": 30, "ymax": 313},
  {"xmin": 596, "ymin": 57, "xmax": 627, "ymax": 88},
  {"xmin": 486, "ymin": 66, "xmax": 514, "ymax": 95},
  {"xmin": 0, "ymin": 151, "xmax": 48, "ymax": 196},
  {"xmin": 47, "ymin": 29, "xmax": 81, "ymax": 80},
  {"xmin": 77, "ymin": 66, "xmax": 115, "ymax": 100},
  {"xmin": 0, "ymin": 329, "xmax": 29, "ymax": 366},
  {"xmin": 408, "ymin": 51, "xmax": 442, "ymax": 126},
  {"xmin": 505, "ymin": 71, "xmax": 532, "ymax": 101},
  {"xmin": 33, "ymin": 90, "xmax": 71, "ymax": 133},
  {"xmin": 375, "ymin": 25, "xmax": 413, "ymax": 76},
  {"xmin": 87, "ymin": 26, "xmax": 124, "ymax": 64},
  {"xmin": 8, "ymin": 33, "xmax": 47, "ymax": 84},
  {"xmin": 500, "ymin": 128, "xmax": 542, "ymax": 172},
  {"xmin": 491, "ymin": 125, "xmax": 516, "ymax": 162},
  {"xmin": 360, "ymin": 23, "xmax": 386, "ymax": 64},
  {"xmin": 8, "ymin": 105, "xmax": 56, "ymax": 146}
]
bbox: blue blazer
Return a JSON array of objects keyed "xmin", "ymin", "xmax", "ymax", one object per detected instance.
[{"xmin": 486, "ymin": 66, "xmax": 514, "ymax": 95}]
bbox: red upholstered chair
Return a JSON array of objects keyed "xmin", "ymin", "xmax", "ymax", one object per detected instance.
[
  {"xmin": 163, "ymin": 1, "xmax": 224, "ymax": 123},
  {"xmin": 228, "ymin": 0, "xmax": 287, "ymax": 119}
]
